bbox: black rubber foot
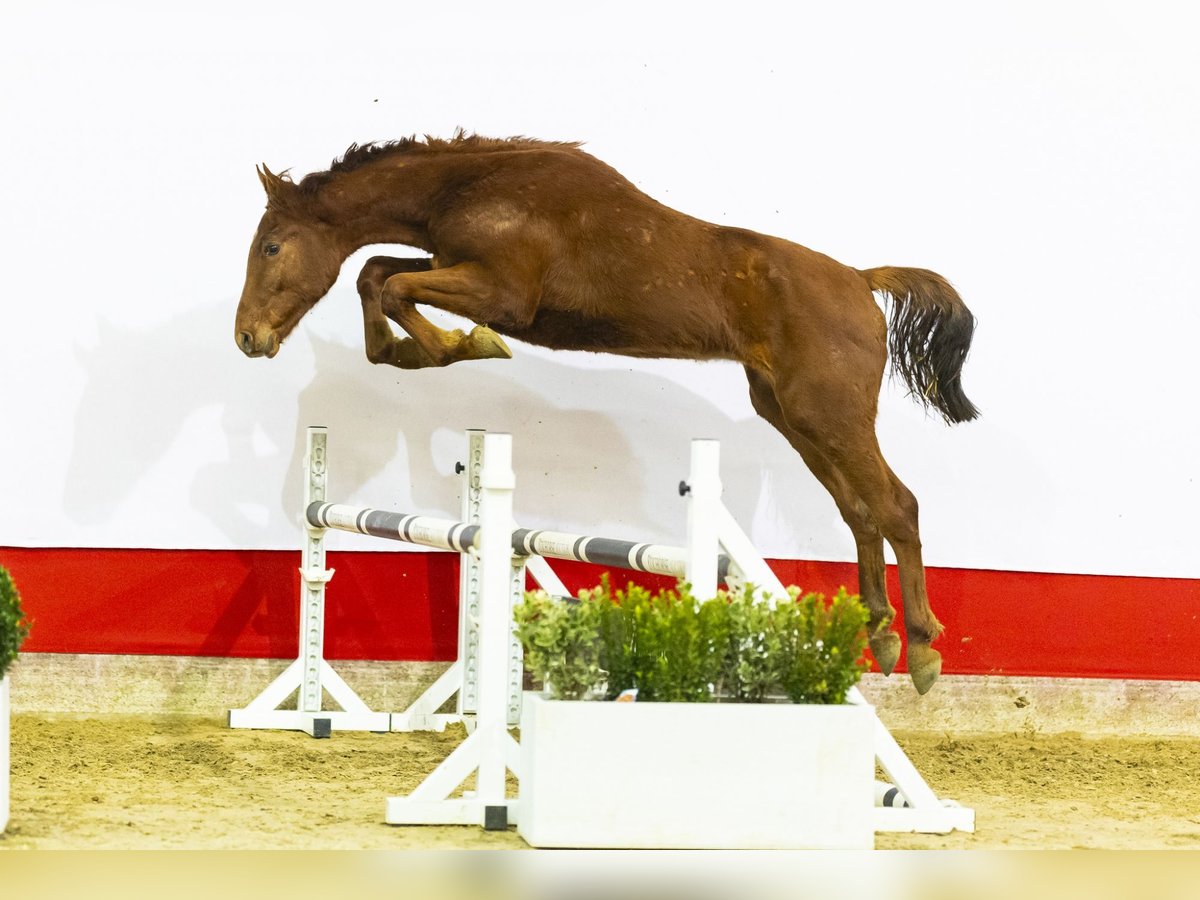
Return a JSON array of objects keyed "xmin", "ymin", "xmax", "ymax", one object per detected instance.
[{"xmin": 483, "ymin": 805, "xmax": 508, "ymax": 831}]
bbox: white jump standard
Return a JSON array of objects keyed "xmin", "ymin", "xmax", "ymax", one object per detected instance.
[
  {"xmin": 233, "ymin": 425, "xmax": 975, "ymax": 838},
  {"xmin": 227, "ymin": 427, "xmax": 390, "ymax": 738}
]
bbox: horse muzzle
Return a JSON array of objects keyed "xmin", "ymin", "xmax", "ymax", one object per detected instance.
[{"xmin": 236, "ymin": 329, "xmax": 280, "ymax": 359}]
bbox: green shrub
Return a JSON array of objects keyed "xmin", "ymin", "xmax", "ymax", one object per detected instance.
[
  {"xmin": 512, "ymin": 589, "xmax": 602, "ymax": 700},
  {"xmin": 592, "ymin": 577, "xmax": 728, "ymax": 702},
  {"xmin": 774, "ymin": 586, "xmax": 871, "ymax": 704},
  {"xmin": 513, "ymin": 575, "xmax": 870, "ymax": 704},
  {"xmin": 722, "ymin": 583, "xmax": 789, "ymax": 702},
  {"xmin": 0, "ymin": 565, "xmax": 31, "ymax": 679}
]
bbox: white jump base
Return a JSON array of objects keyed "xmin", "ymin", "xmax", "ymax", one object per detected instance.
[{"xmin": 230, "ymin": 426, "xmax": 975, "ymax": 841}]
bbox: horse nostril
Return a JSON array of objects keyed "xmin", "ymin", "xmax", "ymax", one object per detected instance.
[{"xmin": 237, "ymin": 331, "xmax": 254, "ymax": 354}]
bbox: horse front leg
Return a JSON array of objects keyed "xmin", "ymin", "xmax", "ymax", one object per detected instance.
[
  {"xmin": 376, "ymin": 261, "xmax": 521, "ymax": 368},
  {"xmin": 356, "ymin": 256, "xmax": 512, "ymax": 369},
  {"xmin": 356, "ymin": 256, "xmax": 438, "ymax": 368}
]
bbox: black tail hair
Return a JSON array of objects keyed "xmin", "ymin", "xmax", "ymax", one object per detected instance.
[{"xmin": 860, "ymin": 266, "xmax": 979, "ymax": 424}]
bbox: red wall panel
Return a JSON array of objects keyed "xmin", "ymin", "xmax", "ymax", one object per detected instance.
[{"xmin": 2, "ymin": 547, "xmax": 1197, "ymax": 680}]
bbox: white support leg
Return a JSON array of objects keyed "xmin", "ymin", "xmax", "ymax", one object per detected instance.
[
  {"xmin": 716, "ymin": 505, "xmax": 788, "ymax": 604},
  {"xmin": 526, "ymin": 554, "xmax": 570, "ymax": 596},
  {"xmin": 684, "ymin": 439, "xmax": 722, "ymax": 600},
  {"xmin": 852, "ymin": 690, "xmax": 976, "ymax": 833},
  {"xmin": 505, "ymin": 551, "xmax": 528, "ymax": 728},
  {"xmin": 386, "ymin": 432, "xmax": 519, "ymax": 830},
  {"xmin": 391, "ymin": 429, "xmax": 486, "ymax": 733},
  {"xmin": 457, "ymin": 429, "xmax": 486, "ymax": 719},
  {"xmin": 298, "ymin": 426, "xmax": 331, "ymax": 715},
  {"xmin": 390, "ymin": 662, "xmax": 465, "ymax": 732}
]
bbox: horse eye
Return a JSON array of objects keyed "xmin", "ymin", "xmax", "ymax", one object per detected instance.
[{"xmin": 264, "ymin": 243, "xmax": 280, "ymax": 256}]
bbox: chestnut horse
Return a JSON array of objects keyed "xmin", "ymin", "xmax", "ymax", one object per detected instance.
[{"xmin": 234, "ymin": 133, "xmax": 978, "ymax": 694}]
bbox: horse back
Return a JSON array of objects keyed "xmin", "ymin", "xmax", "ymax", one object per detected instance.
[{"xmin": 426, "ymin": 149, "xmax": 873, "ymax": 365}]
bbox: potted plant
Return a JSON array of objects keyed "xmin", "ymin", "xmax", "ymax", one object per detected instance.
[
  {"xmin": 513, "ymin": 578, "xmax": 877, "ymax": 849},
  {"xmin": 1, "ymin": 565, "xmax": 31, "ymax": 834}
]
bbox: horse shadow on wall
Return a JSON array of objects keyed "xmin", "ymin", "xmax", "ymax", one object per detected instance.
[
  {"xmin": 64, "ymin": 307, "xmax": 844, "ymax": 553},
  {"xmin": 278, "ymin": 337, "xmax": 842, "ymax": 549}
]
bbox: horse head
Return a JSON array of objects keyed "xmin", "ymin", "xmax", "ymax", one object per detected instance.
[{"xmin": 234, "ymin": 165, "xmax": 343, "ymax": 358}]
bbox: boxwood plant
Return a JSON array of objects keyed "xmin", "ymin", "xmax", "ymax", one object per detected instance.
[
  {"xmin": 0, "ymin": 566, "xmax": 31, "ymax": 680},
  {"xmin": 515, "ymin": 575, "xmax": 870, "ymax": 703}
]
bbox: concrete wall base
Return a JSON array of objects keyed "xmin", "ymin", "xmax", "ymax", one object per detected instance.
[
  {"xmin": 7, "ymin": 653, "xmax": 1198, "ymax": 737},
  {"xmin": 856, "ymin": 672, "xmax": 1200, "ymax": 738}
]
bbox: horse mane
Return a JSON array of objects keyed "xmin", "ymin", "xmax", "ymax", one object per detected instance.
[{"xmin": 290, "ymin": 131, "xmax": 584, "ymax": 198}]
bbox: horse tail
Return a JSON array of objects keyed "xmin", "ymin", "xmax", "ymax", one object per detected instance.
[{"xmin": 858, "ymin": 266, "xmax": 979, "ymax": 424}]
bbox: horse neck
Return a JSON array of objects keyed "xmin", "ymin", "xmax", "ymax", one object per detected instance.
[{"xmin": 317, "ymin": 154, "xmax": 483, "ymax": 254}]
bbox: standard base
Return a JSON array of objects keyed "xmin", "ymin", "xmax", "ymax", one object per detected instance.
[
  {"xmin": 227, "ymin": 708, "xmax": 391, "ymax": 735},
  {"xmin": 874, "ymin": 805, "xmax": 976, "ymax": 833},
  {"xmin": 385, "ymin": 797, "xmax": 519, "ymax": 828}
]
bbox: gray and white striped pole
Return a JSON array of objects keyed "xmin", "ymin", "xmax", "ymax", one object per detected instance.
[{"xmin": 305, "ymin": 506, "xmax": 733, "ymax": 582}]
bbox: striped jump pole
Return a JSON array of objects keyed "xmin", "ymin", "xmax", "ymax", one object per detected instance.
[{"xmin": 304, "ymin": 506, "xmax": 735, "ymax": 583}]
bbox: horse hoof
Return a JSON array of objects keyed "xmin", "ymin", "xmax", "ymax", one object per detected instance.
[
  {"xmin": 469, "ymin": 326, "xmax": 513, "ymax": 360},
  {"xmin": 869, "ymin": 631, "xmax": 901, "ymax": 676},
  {"xmin": 907, "ymin": 644, "xmax": 942, "ymax": 696}
]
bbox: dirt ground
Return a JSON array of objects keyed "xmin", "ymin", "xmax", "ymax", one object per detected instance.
[{"xmin": 2, "ymin": 713, "xmax": 1199, "ymax": 850}]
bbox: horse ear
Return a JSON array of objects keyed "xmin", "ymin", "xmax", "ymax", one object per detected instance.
[{"xmin": 257, "ymin": 163, "xmax": 296, "ymax": 208}]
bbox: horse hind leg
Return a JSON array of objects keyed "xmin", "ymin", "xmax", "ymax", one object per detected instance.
[
  {"xmin": 765, "ymin": 365, "xmax": 944, "ymax": 695},
  {"xmin": 745, "ymin": 367, "xmax": 901, "ymax": 676},
  {"xmin": 819, "ymin": 429, "xmax": 942, "ymax": 693}
]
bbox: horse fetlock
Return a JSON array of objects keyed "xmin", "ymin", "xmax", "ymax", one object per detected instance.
[
  {"xmin": 436, "ymin": 326, "xmax": 512, "ymax": 364},
  {"xmin": 367, "ymin": 337, "xmax": 436, "ymax": 370},
  {"xmin": 868, "ymin": 606, "xmax": 896, "ymax": 633},
  {"xmin": 906, "ymin": 643, "xmax": 942, "ymax": 696}
]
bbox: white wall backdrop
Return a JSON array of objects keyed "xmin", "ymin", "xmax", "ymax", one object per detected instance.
[{"xmin": 2, "ymin": 1, "xmax": 1196, "ymax": 577}]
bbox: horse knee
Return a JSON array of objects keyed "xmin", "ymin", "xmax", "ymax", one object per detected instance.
[
  {"xmin": 378, "ymin": 278, "xmax": 412, "ymax": 313},
  {"xmin": 357, "ymin": 257, "xmax": 393, "ymax": 297},
  {"xmin": 364, "ymin": 342, "xmax": 391, "ymax": 365}
]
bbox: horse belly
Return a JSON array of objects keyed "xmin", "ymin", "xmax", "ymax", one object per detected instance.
[
  {"xmin": 508, "ymin": 307, "xmax": 639, "ymax": 353},
  {"xmin": 510, "ymin": 290, "xmax": 735, "ymax": 360}
]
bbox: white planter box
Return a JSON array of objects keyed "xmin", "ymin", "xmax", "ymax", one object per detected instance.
[
  {"xmin": 517, "ymin": 692, "xmax": 875, "ymax": 849},
  {"xmin": 1, "ymin": 675, "xmax": 9, "ymax": 834}
]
